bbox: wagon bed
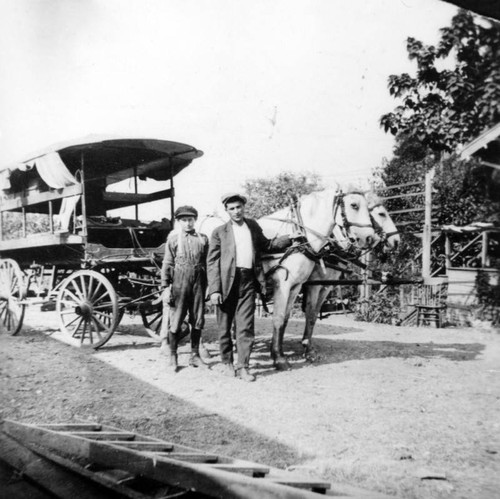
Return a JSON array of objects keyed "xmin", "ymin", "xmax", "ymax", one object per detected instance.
[{"xmin": 0, "ymin": 136, "xmax": 203, "ymax": 347}]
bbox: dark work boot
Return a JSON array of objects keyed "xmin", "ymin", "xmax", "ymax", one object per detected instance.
[
  {"xmin": 168, "ymin": 331, "xmax": 179, "ymax": 373},
  {"xmin": 189, "ymin": 329, "xmax": 208, "ymax": 369}
]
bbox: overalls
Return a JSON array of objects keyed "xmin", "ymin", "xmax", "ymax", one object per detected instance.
[{"xmin": 168, "ymin": 231, "xmax": 207, "ymax": 333}]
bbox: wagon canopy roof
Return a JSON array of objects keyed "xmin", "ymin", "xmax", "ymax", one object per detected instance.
[{"xmin": 2, "ymin": 136, "xmax": 203, "ymax": 186}]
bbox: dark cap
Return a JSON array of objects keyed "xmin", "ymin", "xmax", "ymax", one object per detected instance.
[
  {"xmin": 174, "ymin": 205, "xmax": 198, "ymax": 219},
  {"xmin": 221, "ymin": 192, "xmax": 247, "ymax": 206}
]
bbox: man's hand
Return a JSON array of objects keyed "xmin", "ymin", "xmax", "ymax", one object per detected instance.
[{"xmin": 210, "ymin": 293, "xmax": 222, "ymax": 306}]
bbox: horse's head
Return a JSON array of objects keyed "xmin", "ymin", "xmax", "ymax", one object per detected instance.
[
  {"xmin": 333, "ymin": 189, "xmax": 376, "ymax": 250},
  {"xmin": 366, "ymin": 192, "xmax": 400, "ymax": 251}
]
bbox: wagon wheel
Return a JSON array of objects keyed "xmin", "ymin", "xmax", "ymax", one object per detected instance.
[
  {"xmin": 139, "ymin": 287, "xmax": 190, "ymax": 344},
  {"xmin": 56, "ymin": 270, "xmax": 119, "ymax": 349},
  {"xmin": 139, "ymin": 285, "xmax": 164, "ymax": 341},
  {"xmin": 0, "ymin": 259, "xmax": 26, "ymax": 335}
]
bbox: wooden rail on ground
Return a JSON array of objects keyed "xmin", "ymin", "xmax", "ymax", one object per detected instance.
[{"xmin": 0, "ymin": 420, "xmax": 397, "ymax": 499}]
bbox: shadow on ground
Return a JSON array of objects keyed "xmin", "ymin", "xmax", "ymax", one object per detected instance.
[
  {"xmin": 252, "ymin": 337, "xmax": 484, "ymax": 367},
  {"xmin": 0, "ymin": 330, "xmax": 306, "ymax": 469},
  {"xmin": 200, "ymin": 316, "xmax": 485, "ymax": 378}
]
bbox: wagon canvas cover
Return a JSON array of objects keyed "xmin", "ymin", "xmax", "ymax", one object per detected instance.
[{"xmin": 0, "ymin": 135, "xmax": 203, "ymax": 191}]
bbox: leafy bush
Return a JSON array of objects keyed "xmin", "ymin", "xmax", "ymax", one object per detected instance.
[
  {"xmin": 243, "ymin": 171, "xmax": 324, "ymax": 219},
  {"xmin": 354, "ymin": 291, "xmax": 401, "ymax": 325},
  {"xmin": 2, "ymin": 212, "xmax": 51, "ymax": 240}
]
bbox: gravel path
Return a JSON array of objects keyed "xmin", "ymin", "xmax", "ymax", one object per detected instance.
[{"xmin": 1, "ymin": 308, "xmax": 499, "ymax": 498}]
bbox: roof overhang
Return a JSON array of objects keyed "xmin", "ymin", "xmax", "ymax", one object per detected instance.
[
  {"xmin": 441, "ymin": 1, "xmax": 500, "ymax": 21},
  {"xmin": 460, "ymin": 123, "xmax": 500, "ymax": 171}
]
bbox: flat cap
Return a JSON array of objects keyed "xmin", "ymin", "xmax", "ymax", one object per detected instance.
[
  {"xmin": 221, "ymin": 192, "xmax": 247, "ymax": 206},
  {"xmin": 174, "ymin": 205, "xmax": 198, "ymax": 219}
]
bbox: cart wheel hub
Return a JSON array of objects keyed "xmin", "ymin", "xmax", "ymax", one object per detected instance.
[{"xmin": 75, "ymin": 302, "xmax": 93, "ymax": 319}]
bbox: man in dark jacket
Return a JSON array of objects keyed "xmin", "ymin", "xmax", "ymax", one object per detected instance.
[{"xmin": 207, "ymin": 193, "xmax": 292, "ymax": 381}]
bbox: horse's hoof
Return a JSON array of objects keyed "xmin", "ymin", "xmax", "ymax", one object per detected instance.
[
  {"xmin": 275, "ymin": 358, "xmax": 291, "ymax": 371},
  {"xmin": 304, "ymin": 350, "xmax": 318, "ymax": 363}
]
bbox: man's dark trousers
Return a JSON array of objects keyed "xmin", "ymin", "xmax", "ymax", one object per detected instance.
[{"xmin": 217, "ymin": 267, "xmax": 255, "ymax": 369}]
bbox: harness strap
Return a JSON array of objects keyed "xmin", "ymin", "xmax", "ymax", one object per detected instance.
[
  {"xmin": 340, "ymin": 195, "xmax": 373, "ymax": 230},
  {"xmin": 262, "ymin": 191, "xmax": 371, "ymax": 275},
  {"xmin": 262, "ymin": 215, "xmax": 341, "ymax": 247},
  {"xmin": 384, "ymin": 230, "xmax": 399, "ymax": 238}
]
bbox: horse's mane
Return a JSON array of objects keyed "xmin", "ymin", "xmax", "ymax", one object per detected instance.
[{"xmin": 258, "ymin": 187, "xmax": 339, "ymax": 243}]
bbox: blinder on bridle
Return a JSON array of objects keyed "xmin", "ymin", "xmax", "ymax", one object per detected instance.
[
  {"xmin": 334, "ymin": 191, "xmax": 373, "ymax": 244},
  {"xmin": 368, "ymin": 202, "xmax": 399, "ymax": 241}
]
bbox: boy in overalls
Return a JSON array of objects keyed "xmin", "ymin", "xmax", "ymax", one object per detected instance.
[{"xmin": 160, "ymin": 206, "xmax": 209, "ymax": 372}]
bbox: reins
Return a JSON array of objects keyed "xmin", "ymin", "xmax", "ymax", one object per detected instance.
[{"xmin": 368, "ymin": 203, "xmax": 399, "ymax": 243}]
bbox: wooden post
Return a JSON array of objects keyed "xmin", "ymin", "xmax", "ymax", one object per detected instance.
[
  {"xmin": 133, "ymin": 166, "xmax": 139, "ymax": 220},
  {"xmin": 22, "ymin": 207, "xmax": 26, "ymax": 238},
  {"xmin": 49, "ymin": 200, "xmax": 54, "ymax": 233},
  {"xmin": 444, "ymin": 232, "xmax": 451, "ymax": 274},
  {"xmin": 169, "ymin": 157, "xmax": 175, "ymax": 228},
  {"xmin": 364, "ymin": 252, "xmax": 372, "ymax": 300},
  {"xmin": 481, "ymin": 231, "xmax": 489, "ymax": 267},
  {"xmin": 0, "ymin": 211, "xmax": 3, "ymax": 241},
  {"xmin": 80, "ymin": 153, "xmax": 88, "ymax": 240},
  {"xmin": 422, "ymin": 168, "xmax": 434, "ymax": 280}
]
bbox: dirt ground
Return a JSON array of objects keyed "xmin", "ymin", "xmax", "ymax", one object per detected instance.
[{"xmin": 1, "ymin": 308, "xmax": 499, "ymax": 499}]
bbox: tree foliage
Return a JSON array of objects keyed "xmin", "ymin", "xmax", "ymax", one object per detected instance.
[
  {"xmin": 377, "ymin": 136, "xmax": 500, "ymax": 228},
  {"xmin": 380, "ymin": 10, "xmax": 500, "ymax": 153},
  {"xmin": 2, "ymin": 212, "xmax": 51, "ymax": 240},
  {"xmin": 242, "ymin": 171, "xmax": 324, "ymax": 219},
  {"xmin": 378, "ymin": 9, "xmax": 500, "ymax": 229},
  {"xmin": 433, "ymin": 156, "xmax": 500, "ymax": 225}
]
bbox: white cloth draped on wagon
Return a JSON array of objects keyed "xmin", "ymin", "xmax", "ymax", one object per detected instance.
[{"xmin": 30, "ymin": 152, "xmax": 81, "ymax": 232}]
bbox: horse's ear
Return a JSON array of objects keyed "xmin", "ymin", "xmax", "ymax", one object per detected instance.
[
  {"xmin": 365, "ymin": 190, "xmax": 374, "ymax": 204},
  {"xmin": 345, "ymin": 182, "xmax": 362, "ymax": 194},
  {"xmin": 365, "ymin": 191, "xmax": 382, "ymax": 209}
]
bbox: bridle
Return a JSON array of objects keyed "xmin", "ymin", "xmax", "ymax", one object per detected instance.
[
  {"xmin": 368, "ymin": 202, "xmax": 399, "ymax": 246},
  {"xmin": 263, "ymin": 189, "xmax": 375, "ymax": 260},
  {"xmin": 334, "ymin": 191, "xmax": 374, "ymax": 242}
]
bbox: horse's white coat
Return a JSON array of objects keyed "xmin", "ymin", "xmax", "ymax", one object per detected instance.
[
  {"xmin": 196, "ymin": 189, "xmax": 377, "ymax": 369},
  {"xmin": 259, "ymin": 188, "xmax": 376, "ymax": 368},
  {"xmin": 302, "ymin": 196, "xmax": 400, "ymax": 359}
]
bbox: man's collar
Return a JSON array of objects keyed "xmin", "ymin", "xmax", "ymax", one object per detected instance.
[{"xmin": 230, "ymin": 218, "xmax": 247, "ymax": 227}]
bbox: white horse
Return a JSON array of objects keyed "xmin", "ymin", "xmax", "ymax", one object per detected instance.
[
  {"xmin": 258, "ymin": 187, "xmax": 376, "ymax": 370},
  {"xmin": 196, "ymin": 214, "xmax": 226, "ymax": 239},
  {"xmin": 301, "ymin": 192, "xmax": 400, "ymax": 360}
]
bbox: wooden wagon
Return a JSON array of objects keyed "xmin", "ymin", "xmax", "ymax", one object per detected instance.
[{"xmin": 0, "ymin": 137, "xmax": 203, "ymax": 348}]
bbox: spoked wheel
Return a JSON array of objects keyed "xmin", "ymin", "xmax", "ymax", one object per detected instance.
[
  {"xmin": 0, "ymin": 259, "xmax": 26, "ymax": 335},
  {"xmin": 56, "ymin": 270, "xmax": 119, "ymax": 349},
  {"xmin": 139, "ymin": 288, "xmax": 190, "ymax": 344},
  {"xmin": 140, "ymin": 292, "xmax": 164, "ymax": 342}
]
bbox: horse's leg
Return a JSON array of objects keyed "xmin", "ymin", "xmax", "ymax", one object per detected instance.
[
  {"xmin": 302, "ymin": 285, "xmax": 332, "ymax": 361},
  {"xmin": 269, "ymin": 256, "xmax": 316, "ymax": 370},
  {"xmin": 281, "ymin": 283, "xmax": 302, "ymax": 351},
  {"xmin": 302, "ymin": 283, "xmax": 321, "ymax": 359},
  {"xmin": 271, "ymin": 283, "xmax": 302, "ymax": 371},
  {"xmin": 270, "ymin": 280, "xmax": 291, "ymax": 370}
]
